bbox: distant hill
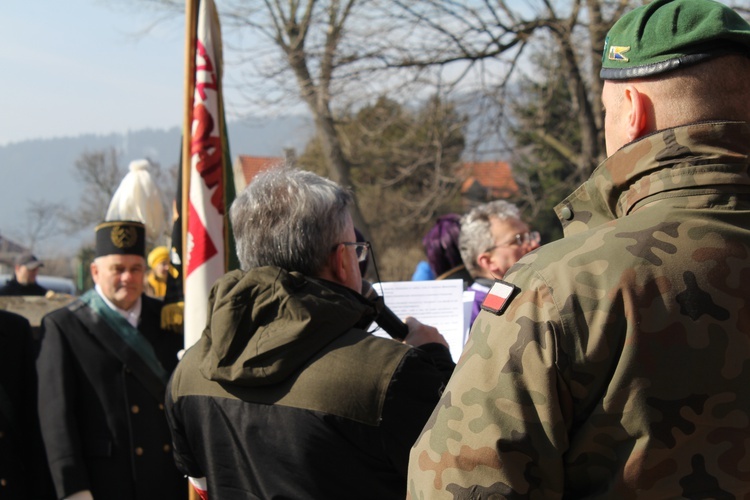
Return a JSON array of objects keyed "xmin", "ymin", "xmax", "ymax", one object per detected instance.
[
  {"xmin": 0, "ymin": 115, "xmax": 313, "ymax": 257},
  {"xmin": 1, "ymin": 98, "xmax": 505, "ymax": 260}
]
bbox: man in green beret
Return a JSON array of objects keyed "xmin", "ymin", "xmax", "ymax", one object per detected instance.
[
  {"xmin": 408, "ymin": 0, "xmax": 750, "ymax": 496},
  {"xmin": 36, "ymin": 221, "xmax": 187, "ymax": 500}
]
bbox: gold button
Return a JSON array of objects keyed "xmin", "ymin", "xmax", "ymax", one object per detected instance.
[
  {"xmin": 135, "ymin": 447, "xmax": 144, "ymax": 456},
  {"xmin": 158, "ymin": 403, "xmax": 165, "ymax": 410},
  {"xmin": 1, "ymin": 478, "xmax": 7, "ymax": 487},
  {"xmin": 131, "ymin": 405, "xmax": 140, "ymax": 414},
  {"xmin": 163, "ymin": 444, "xmax": 171, "ymax": 453}
]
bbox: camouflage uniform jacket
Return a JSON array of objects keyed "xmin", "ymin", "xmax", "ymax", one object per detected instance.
[{"xmin": 408, "ymin": 121, "xmax": 750, "ymax": 499}]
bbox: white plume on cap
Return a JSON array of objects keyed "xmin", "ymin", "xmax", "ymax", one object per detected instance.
[{"xmin": 106, "ymin": 159, "xmax": 166, "ymax": 241}]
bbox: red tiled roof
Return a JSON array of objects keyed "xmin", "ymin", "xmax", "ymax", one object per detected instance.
[
  {"xmin": 461, "ymin": 161, "xmax": 518, "ymax": 197},
  {"xmin": 233, "ymin": 156, "xmax": 283, "ymax": 190}
]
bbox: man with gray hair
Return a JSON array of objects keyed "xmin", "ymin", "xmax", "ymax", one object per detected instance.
[
  {"xmin": 166, "ymin": 167, "xmax": 454, "ymax": 499},
  {"xmin": 459, "ymin": 200, "xmax": 540, "ymax": 327}
]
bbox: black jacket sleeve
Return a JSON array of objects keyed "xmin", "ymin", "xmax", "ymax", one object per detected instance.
[
  {"xmin": 36, "ymin": 312, "xmax": 91, "ymax": 498},
  {"xmin": 379, "ymin": 344, "xmax": 455, "ymax": 476},
  {"xmin": 164, "ymin": 374, "xmax": 204, "ymax": 480}
]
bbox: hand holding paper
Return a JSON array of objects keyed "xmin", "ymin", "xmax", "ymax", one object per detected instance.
[
  {"xmin": 403, "ymin": 316, "xmax": 449, "ymax": 348},
  {"xmin": 371, "ymin": 279, "xmax": 474, "ymax": 361}
]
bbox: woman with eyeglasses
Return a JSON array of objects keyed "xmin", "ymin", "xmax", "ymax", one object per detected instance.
[{"xmin": 459, "ymin": 200, "xmax": 541, "ymax": 327}]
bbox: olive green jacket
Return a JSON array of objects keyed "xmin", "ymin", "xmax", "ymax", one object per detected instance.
[
  {"xmin": 408, "ymin": 121, "xmax": 750, "ymax": 498},
  {"xmin": 168, "ymin": 266, "xmax": 455, "ymax": 499}
]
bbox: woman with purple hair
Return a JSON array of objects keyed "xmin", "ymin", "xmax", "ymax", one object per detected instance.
[{"xmin": 412, "ymin": 214, "xmax": 472, "ymax": 286}]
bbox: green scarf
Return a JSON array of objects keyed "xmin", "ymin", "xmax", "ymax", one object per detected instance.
[{"xmin": 80, "ymin": 290, "xmax": 169, "ymax": 383}]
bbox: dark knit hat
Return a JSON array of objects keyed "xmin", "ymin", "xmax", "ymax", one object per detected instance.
[
  {"xmin": 601, "ymin": 0, "xmax": 750, "ymax": 80},
  {"xmin": 95, "ymin": 221, "xmax": 146, "ymax": 258}
]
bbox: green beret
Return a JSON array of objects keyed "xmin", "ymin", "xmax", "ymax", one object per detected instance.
[
  {"xmin": 601, "ymin": 0, "xmax": 750, "ymax": 80},
  {"xmin": 95, "ymin": 220, "xmax": 146, "ymax": 258}
]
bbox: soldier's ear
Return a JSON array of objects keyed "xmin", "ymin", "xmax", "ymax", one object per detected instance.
[{"xmin": 624, "ymin": 85, "xmax": 649, "ymax": 142}]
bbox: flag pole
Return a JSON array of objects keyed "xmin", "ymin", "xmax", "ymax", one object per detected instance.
[
  {"xmin": 183, "ymin": 4, "xmax": 199, "ymax": 500},
  {"xmin": 182, "ymin": 0, "xmax": 198, "ymax": 304}
]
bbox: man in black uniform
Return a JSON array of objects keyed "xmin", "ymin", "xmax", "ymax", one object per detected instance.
[{"xmin": 36, "ymin": 221, "xmax": 186, "ymax": 500}]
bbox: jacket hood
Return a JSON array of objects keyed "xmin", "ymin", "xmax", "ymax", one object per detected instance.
[{"xmin": 196, "ymin": 266, "xmax": 378, "ymax": 387}]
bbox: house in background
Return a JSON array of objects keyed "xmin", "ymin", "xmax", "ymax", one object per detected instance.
[
  {"xmin": 233, "ymin": 155, "xmax": 519, "ymax": 214},
  {"xmin": 232, "ymin": 150, "xmax": 296, "ymax": 192},
  {"xmin": 460, "ymin": 160, "xmax": 518, "ymax": 209}
]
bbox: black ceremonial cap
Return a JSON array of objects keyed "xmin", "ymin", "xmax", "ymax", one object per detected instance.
[{"xmin": 95, "ymin": 220, "xmax": 146, "ymax": 258}]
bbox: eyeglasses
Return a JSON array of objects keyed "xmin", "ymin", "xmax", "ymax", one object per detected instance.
[
  {"xmin": 333, "ymin": 241, "xmax": 371, "ymax": 263},
  {"xmin": 486, "ymin": 231, "xmax": 540, "ymax": 251}
]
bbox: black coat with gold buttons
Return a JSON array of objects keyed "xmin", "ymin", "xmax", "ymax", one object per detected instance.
[{"xmin": 36, "ymin": 295, "xmax": 186, "ymax": 500}]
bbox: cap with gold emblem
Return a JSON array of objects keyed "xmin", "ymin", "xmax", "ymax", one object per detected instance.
[
  {"xmin": 601, "ymin": 0, "xmax": 750, "ymax": 81},
  {"xmin": 95, "ymin": 220, "xmax": 146, "ymax": 258}
]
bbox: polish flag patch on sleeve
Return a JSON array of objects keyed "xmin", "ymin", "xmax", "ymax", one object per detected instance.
[{"xmin": 481, "ymin": 280, "xmax": 519, "ymax": 315}]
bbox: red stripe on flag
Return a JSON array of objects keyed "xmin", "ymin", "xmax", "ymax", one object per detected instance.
[
  {"xmin": 179, "ymin": 0, "xmax": 238, "ymax": 349},
  {"xmin": 186, "ymin": 201, "xmax": 218, "ymax": 277}
]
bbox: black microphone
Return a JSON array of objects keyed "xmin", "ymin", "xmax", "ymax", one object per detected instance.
[{"xmin": 361, "ymin": 280, "xmax": 409, "ymax": 340}]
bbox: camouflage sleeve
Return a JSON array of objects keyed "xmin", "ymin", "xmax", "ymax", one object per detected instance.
[{"xmin": 407, "ymin": 267, "xmax": 572, "ymax": 499}]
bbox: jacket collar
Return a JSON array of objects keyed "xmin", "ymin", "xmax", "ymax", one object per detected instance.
[{"xmin": 556, "ymin": 121, "xmax": 750, "ymax": 236}]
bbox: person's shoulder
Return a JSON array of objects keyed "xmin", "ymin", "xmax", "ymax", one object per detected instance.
[
  {"xmin": 0, "ymin": 309, "xmax": 32, "ymax": 332},
  {"xmin": 40, "ymin": 296, "xmax": 85, "ymax": 326},
  {"xmin": 512, "ymin": 225, "xmax": 624, "ymax": 276},
  {"xmin": 357, "ymin": 334, "xmax": 454, "ymax": 378},
  {"xmin": 411, "ymin": 260, "xmax": 435, "ymax": 281},
  {"xmin": 0, "ymin": 279, "xmax": 18, "ymax": 295},
  {"xmin": 169, "ymin": 341, "xmax": 203, "ymax": 387},
  {"xmin": 139, "ymin": 295, "xmax": 178, "ymax": 334},
  {"xmin": 495, "ymin": 233, "xmax": 601, "ymax": 316},
  {"xmin": 344, "ymin": 331, "xmax": 416, "ymax": 373},
  {"xmin": 500, "ymin": 224, "xmax": 642, "ymax": 318},
  {"xmin": 357, "ymin": 330, "xmax": 414, "ymax": 354},
  {"xmin": 0, "ymin": 311, "xmax": 33, "ymax": 359},
  {"xmin": 436, "ymin": 264, "xmax": 471, "ymax": 282},
  {"xmin": 141, "ymin": 293, "xmax": 165, "ymax": 311},
  {"xmin": 141, "ymin": 293, "xmax": 172, "ymax": 321}
]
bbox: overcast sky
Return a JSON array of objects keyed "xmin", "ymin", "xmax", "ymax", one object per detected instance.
[{"xmin": 2, "ymin": 1, "xmax": 210, "ymax": 145}]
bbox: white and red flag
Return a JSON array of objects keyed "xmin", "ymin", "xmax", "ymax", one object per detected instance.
[
  {"xmin": 173, "ymin": 0, "xmax": 237, "ymax": 349},
  {"xmin": 481, "ymin": 280, "xmax": 517, "ymax": 316}
]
